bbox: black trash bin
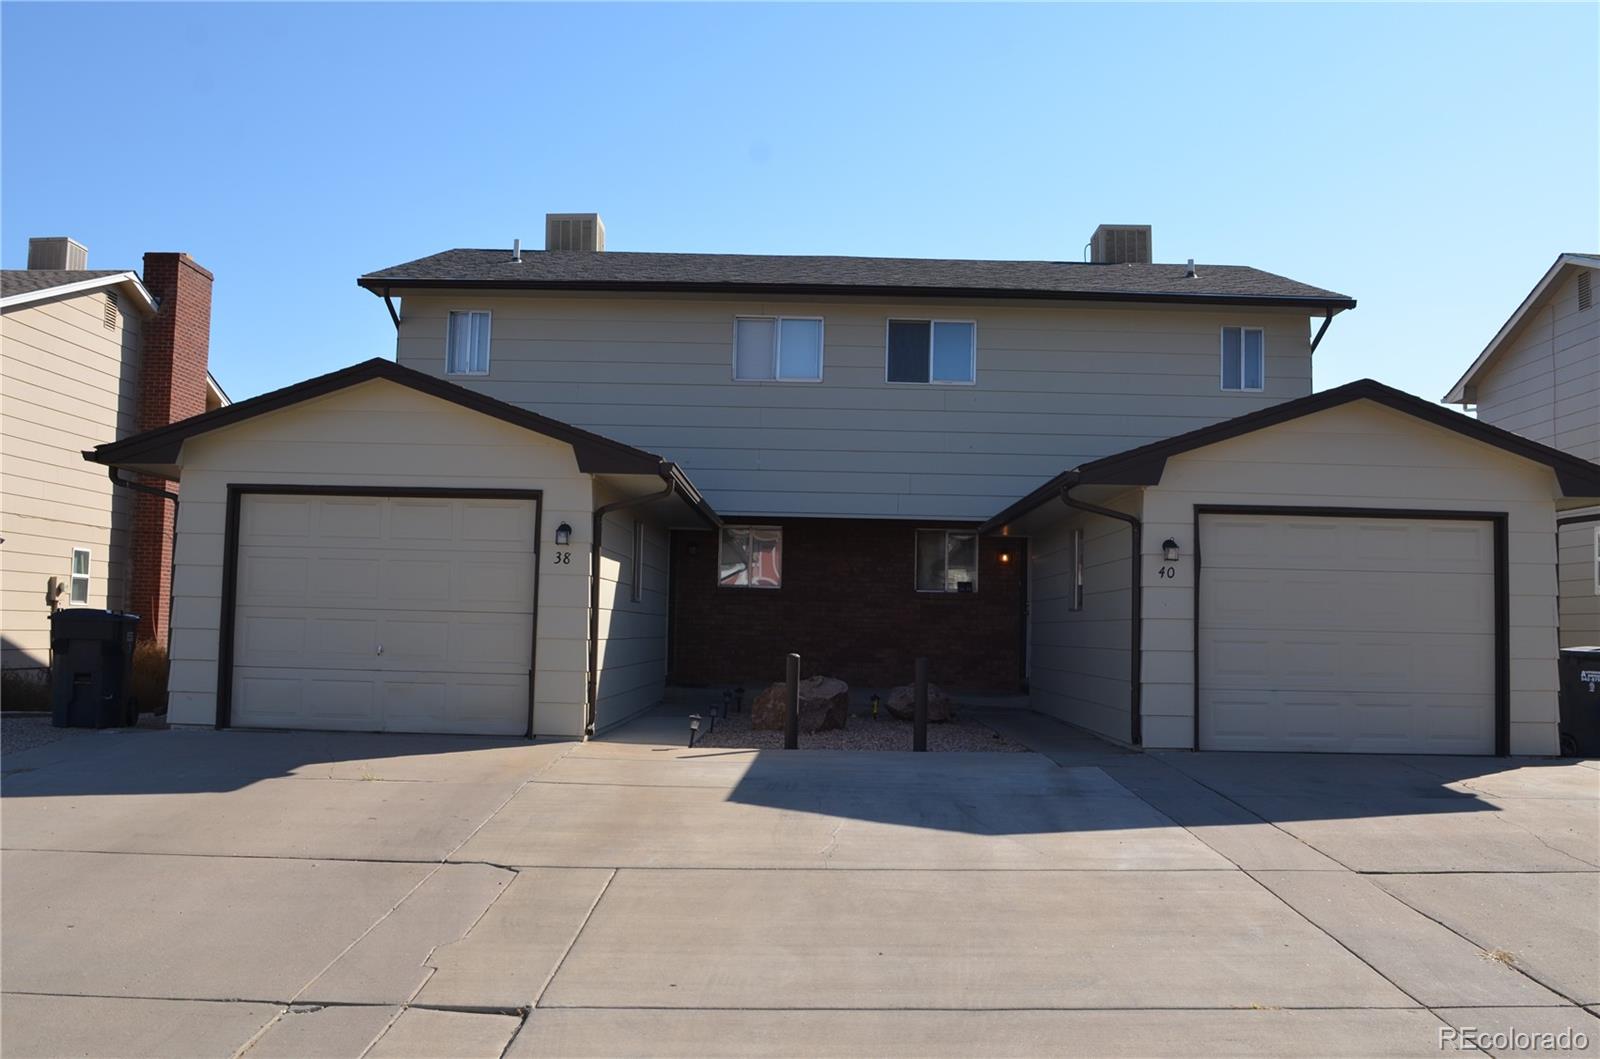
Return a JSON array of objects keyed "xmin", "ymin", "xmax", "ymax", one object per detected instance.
[
  {"xmin": 1557, "ymin": 647, "xmax": 1600, "ymax": 757},
  {"xmin": 49, "ymin": 610, "xmax": 140, "ymax": 728}
]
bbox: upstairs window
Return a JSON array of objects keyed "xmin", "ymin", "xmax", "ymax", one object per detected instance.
[
  {"xmin": 734, "ymin": 317, "xmax": 823, "ymax": 381},
  {"xmin": 915, "ymin": 529, "xmax": 978, "ymax": 592},
  {"xmin": 887, "ymin": 320, "xmax": 976, "ymax": 384},
  {"xmin": 69, "ymin": 548, "xmax": 90, "ymax": 605},
  {"xmin": 1221, "ymin": 326, "xmax": 1264, "ymax": 391},
  {"xmin": 446, "ymin": 311, "xmax": 491, "ymax": 375},
  {"xmin": 719, "ymin": 526, "xmax": 782, "ymax": 588}
]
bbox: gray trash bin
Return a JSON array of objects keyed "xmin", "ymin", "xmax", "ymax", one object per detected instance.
[
  {"xmin": 1557, "ymin": 647, "xmax": 1600, "ymax": 757},
  {"xmin": 49, "ymin": 610, "xmax": 140, "ymax": 728}
]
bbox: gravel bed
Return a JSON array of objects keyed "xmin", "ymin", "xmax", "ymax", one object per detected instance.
[
  {"xmin": 689, "ymin": 707, "xmax": 1028, "ymax": 752},
  {"xmin": 2, "ymin": 714, "xmax": 77, "ymax": 755},
  {"xmin": 3, "ymin": 712, "xmax": 167, "ymax": 757}
]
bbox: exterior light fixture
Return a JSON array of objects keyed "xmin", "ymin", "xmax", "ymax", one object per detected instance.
[
  {"xmin": 998, "ymin": 551, "xmax": 1012, "ymax": 565},
  {"xmin": 555, "ymin": 523, "xmax": 572, "ymax": 546},
  {"xmin": 688, "ymin": 714, "xmax": 702, "ymax": 747},
  {"xmin": 1162, "ymin": 538, "xmax": 1180, "ymax": 562}
]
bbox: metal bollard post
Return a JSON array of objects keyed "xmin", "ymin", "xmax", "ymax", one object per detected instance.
[
  {"xmin": 913, "ymin": 657, "xmax": 928, "ymax": 752},
  {"xmin": 784, "ymin": 653, "xmax": 801, "ymax": 750}
]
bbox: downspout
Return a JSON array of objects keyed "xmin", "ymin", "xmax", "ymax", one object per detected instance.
[
  {"xmin": 1309, "ymin": 308, "xmax": 1336, "ymax": 354},
  {"xmin": 585, "ymin": 469, "xmax": 676, "ymax": 737},
  {"xmin": 1061, "ymin": 483, "xmax": 1143, "ymax": 747},
  {"xmin": 107, "ymin": 467, "xmax": 180, "ymax": 657}
]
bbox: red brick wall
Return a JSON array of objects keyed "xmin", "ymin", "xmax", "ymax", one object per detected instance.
[
  {"xmin": 129, "ymin": 253, "xmax": 212, "ymax": 644},
  {"xmin": 669, "ymin": 518, "xmax": 1025, "ymax": 692}
]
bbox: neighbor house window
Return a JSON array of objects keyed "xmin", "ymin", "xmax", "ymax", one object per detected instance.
[
  {"xmin": 733, "ymin": 317, "xmax": 823, "ymax": 381},
  {"xmin": 446, "ymin": 311, "xmax": 491, "ymax": 375},
  {"xmin": 69, "ymin": 548, "xmax": 90, "ymax": 606},
  {"xmin": 1070, "ymin": 528, "xmax": 1084, "ymax": 611},
  {"xmin": 887, "ymin": 320, "xmax": 976, "ymax": 384},
  {"xmin": 915, "ymin": 530, "xmax": 978, "ymax": 592},
  {"xmin": 1221, "ymin": 326, "xmax": 1264, "ymax": 391},
  {"xmin": 719, "ymin": 526, "xmax": 782, "ymax": 588},
  {"xmin": 631, "ymin": 520, "xmax": 645, "ymax": 603}
]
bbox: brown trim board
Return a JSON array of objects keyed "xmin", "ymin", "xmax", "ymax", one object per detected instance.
[
  {"xmin": 1192, "ymin": 506, "xmax": 1510, "ymax": 758},
  {"xmin": 217, "ymin": 485, "xmax": 545, "ymax": 738}
]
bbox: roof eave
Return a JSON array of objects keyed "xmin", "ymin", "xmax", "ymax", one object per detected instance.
[
  {"xmin": 0, "ymin": 272, "xmax": 157, "ymax": 315},
  {"xmin": 356, "ymin": 276, "xmax": 1356, "ymax": 312}
]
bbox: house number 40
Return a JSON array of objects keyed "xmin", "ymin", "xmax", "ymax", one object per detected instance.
[
  {"xmin": 552, "ymin": 551, "xmax": 572, "ymax": 564},
  {"xmin": 1157, "ymin": 565, "xmax": 1177, "ymax": 579}
]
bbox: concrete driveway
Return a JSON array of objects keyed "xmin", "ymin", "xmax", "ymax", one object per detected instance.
[{"xmin": 1, "ymin": 709, "xmax": 1596, "ymax": 1058}]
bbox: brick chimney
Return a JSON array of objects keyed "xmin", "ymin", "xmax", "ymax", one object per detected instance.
[{"xmin": 129, "ymin": 252, "xmax": 212, "ymax": 646}]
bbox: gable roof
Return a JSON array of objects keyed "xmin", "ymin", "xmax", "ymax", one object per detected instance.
[
  {"xmin": 83, "ymin": 358, "xmax": 718, "ymax": 523},
  {"xmin": 0, "ymin": 269, "xmax": 158, "ymax": 315},
  {"xmin": 981, "ymin": 378, "xmax": 1600, "ymax": 533},
  {"xmin": 359, "ymin": 249, "xmax": 1356, "ymax": 311},
  {"xmin": 1443, "ymin": 252, "xmax": 1600, "ymax": 404}
]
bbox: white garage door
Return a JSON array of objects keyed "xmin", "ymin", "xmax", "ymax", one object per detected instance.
[
  {"xmin": 1198, "ymin": 513, "xmax": 1495, "ymax": 754},
  {"xmin": 231, "ymin": 493, "xmax": 536, "ymax": 735}
]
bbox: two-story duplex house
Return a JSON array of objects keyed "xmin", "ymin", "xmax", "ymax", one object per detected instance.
[
  {"xmin": 87, "ymin": 216, "xmax": 1600, "ymax": 756},
  {"xmin": 2, "ymin": 237, "xmax": 223, "ymax": 676},
  {"xmin": 1443, "ymin": 253, "xmax": 1600, "ymax": 649}
]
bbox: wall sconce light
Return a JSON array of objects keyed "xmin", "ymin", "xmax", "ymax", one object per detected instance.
[
  {"xmin": 555, "ymin": 523, "xmax": 572, "ymax": 546},
  {"xmin": 998, "ymin": 550, "xmax": 1012, "ymax": 565},
  {"xmin": 1162, "ymin": 538, "xmax": 1181, "ymax": 562}
]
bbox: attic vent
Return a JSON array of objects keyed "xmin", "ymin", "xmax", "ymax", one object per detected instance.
[
  {"xmin": 1089, "ymin": 225, "xmax": 1152, "ymax": 265},
  {"xmin": 103, "ymin": 290, "xmax": 119, "ymax": 330},
  {"xmin": 1580, "ymin": 271, "xmax": 1593, "ymax": 312},
  {"xmin": 545, "ymin": 213, "xmax": 606, "ymax": 252}
]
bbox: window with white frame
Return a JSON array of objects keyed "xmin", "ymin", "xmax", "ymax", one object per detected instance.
[
  {"xmin": 719, "ymin": 526, "xmax": 782, "ymax": 588},
  {"xmin": 1220, "ymin": 326, "xmax": 1264, "ymax": 391},
  {"xmin": 1070, "ymin": 528, "xmax": 1085, "ymax": 611},
  {"xmin": 69, "ymin": 548, "xmax": 90, "ymax": 605},
  {"xmin": 446, "ymin": 311, "xmax": 491, "ymax": 375},
  {"xmin": 887, "ymin": 320, "xmax": 976, "ymax": 384},
  {"xmin": 631, "ymin": 520, "xmax": 645, "ymax": 603},
  {"xmin": 733, "ymin": 316, "xmax": 823, "ymax": 381},
  {"xmin": 915, "ymin": 529, "xmax": 978, "ymax": 593}
]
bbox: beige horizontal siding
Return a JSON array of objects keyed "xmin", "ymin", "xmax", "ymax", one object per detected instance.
[
  {"xmin": 592, "ymin": 483, "xmax": 670, "ymax": 733},
  {"xmin": 1476, "ymin": 268, "xmax": 1600, "ymax": 462},
  {"xmin": 1, "ymin": 294, "xmax": 140, "ymax": 668},
  {"xmin": 395, "ymin": 293, "xmax": 1316, "ymax": 519},
  {"xmin": 1560, "ymin": 514, "xmax": 1600, "ymax": 647}
]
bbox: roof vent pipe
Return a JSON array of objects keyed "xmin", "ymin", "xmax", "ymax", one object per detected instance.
[
  {"xmin": 1185, "ymin": 259, "xmax": 1197, "ymax": 279},
  {"xmin": 512, "ymin": 239, "xmax": 521, "ymax": 263}
]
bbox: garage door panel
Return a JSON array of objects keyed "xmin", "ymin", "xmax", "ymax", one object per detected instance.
[
  {"xmin": 232, "ymin": 494, "xmax": 536, "ymax": 735},
  {"xmin": 234, "ymin": 671, "xmax": 382, "ymax": 730},
  {"xmin": 1199, "ymin": 513, "xmax": 1495, "ymax": 755},
  {"xmin": 317, "ymin": 499, "xmax": 383, "ymax": 539},
  {"xmin": 381, "ymin": 675, "xmax": 527, "ymax": 735}
]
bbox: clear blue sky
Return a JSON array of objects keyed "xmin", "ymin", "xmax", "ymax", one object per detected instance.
[{"xmin": 4, "ymin": 3, "xmax": 1596, "ymax": 403}]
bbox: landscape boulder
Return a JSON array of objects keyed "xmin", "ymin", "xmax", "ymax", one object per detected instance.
[
  {"xmin": 751, "ymin": 676, "xmax": 850, "ymax": 733},
  {"xmin": 884, "ymin": 683, "xmax": 957, "ymax": 723}
]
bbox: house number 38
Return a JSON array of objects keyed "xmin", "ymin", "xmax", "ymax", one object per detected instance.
[{"xmin": 552, "ymin": 551, "xmax": 572, "ymax": 564}]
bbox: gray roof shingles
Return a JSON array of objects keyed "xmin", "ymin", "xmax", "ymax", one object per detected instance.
[
  {"xmin": 1, "ymin": 269, "xmax": 132, "ymax": 297},
  {"xmin": 359, "ymin": 249, "xmax": 1355, "ymax": 307}
]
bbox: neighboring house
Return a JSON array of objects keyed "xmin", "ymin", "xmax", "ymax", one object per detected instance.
[
  {"xmin": 1443, "ymin": 253, "xmax": 1600, "ymax": 648},
  {"xmin": 86, "ymin": 216, "xmax": 1600, "ymax": 756},
  {"xmin": 1, "ymin": 237, "xmax": 221, "ymax": 673}
]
